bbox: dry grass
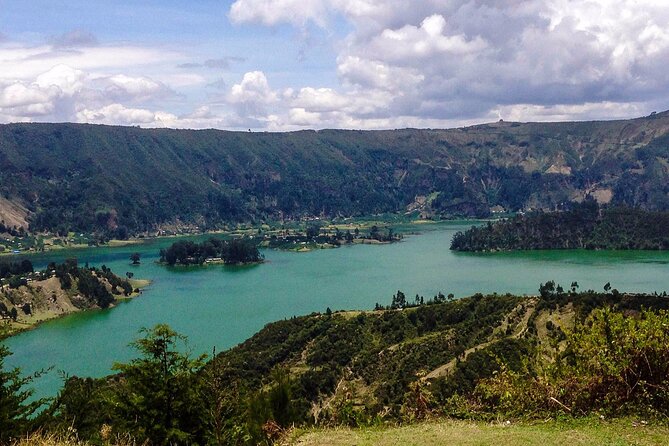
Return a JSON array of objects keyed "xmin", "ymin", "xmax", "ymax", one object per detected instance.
[
  {"xmin": 10, "ymin": 428, "xmax": 143, "ymax": 446},
  {"xmin": 11, "ymin": 433, "xmax": 94, "ymax": 446},
  {"xmin": 288, "ymin": 418, "xmax": 669, "ymax": 446}
]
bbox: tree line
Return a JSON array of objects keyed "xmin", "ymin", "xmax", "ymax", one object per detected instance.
[{"xmin": 451, "ymin": 201, "xmax": 669, "ymax": 251}]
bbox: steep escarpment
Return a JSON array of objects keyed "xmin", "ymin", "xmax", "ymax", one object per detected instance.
[{"xmin": 2, "ymin": 111, "xmax": 669, "ymax": 236}]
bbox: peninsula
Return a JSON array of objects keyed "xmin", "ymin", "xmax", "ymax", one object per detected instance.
[
  {"xmin": 0, "ymin": 259, "xmax": 146, "ymax": 337},
  {"xmin": 451, "ymin": 202, "xmax": 669, "ymax": 251}
]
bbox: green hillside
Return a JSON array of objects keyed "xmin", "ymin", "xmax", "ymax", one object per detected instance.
[
  {"xmin": 6, "ymin": 285, "xmax": 661, "ymax": 445},
  {"xmin": 2, "ymin": 111, "xmax": 669, "ymax": 236}
]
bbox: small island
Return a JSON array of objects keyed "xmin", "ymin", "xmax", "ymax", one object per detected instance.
[
  {"xmin": 159, "ymin": 237, "xmax": 264, "ymax": 266},
  {"xmin": 451, "ymin": 201, "xmax": 669, "ymax": 251},
  {"xmin": 259, "ymin": 223, "xmax": 402, "ymax": 252}
]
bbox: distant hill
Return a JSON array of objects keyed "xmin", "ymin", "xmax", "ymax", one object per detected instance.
[{"xmin": 2, "ymin": 111, "xmax": 669, "ymax": 236}]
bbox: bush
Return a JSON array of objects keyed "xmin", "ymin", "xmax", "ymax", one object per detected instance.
[{"xmin": 472, "ymin": 308, "xmax": 669, "ymax": 418}]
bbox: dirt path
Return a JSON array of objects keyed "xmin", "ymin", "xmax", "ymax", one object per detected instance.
[{"xmin": 424, "ymin": 300, "xmax": 536, "ymax": 380}]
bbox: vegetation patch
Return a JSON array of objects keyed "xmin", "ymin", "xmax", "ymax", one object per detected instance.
[
  {"xmin": 452, "ymin": 201, "xmax": 669, "ymax": 251},
  {"xmin": 159, "ymin": 237, "xmax": 263, "ymax": 266},
  {"xmin": 3, "ymin": 283, "xmax": 669, "ymax": 445}
]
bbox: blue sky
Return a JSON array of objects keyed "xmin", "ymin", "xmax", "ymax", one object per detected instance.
[{"xmin": 0, "ymin": 1, "xmax": 668, "ymax": 130}]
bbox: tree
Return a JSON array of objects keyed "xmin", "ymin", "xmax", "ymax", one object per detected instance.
[
  {"xmin": 391, "ymin": 290, "xmax": 407, "ymax": 309},
  {"xmin": 111, "ymin": 324, "xmax": 206, "ymax": 445},
  {"xmin": 130, "ymin": 252, "xmax": 141, "ymax": 265},
  {"xmin": 306, "ymin": 224, "xmax": 321, "ymax": 239},
  {"xmin": 539, "ymin": 280, "xmax": 556, "ymax": 298},
  {"xmin": 570, "ymin": 281, "xmax": 579, "ymax": 294},
  {"xmin": 0, "ymin": 346, "xmax": 44, "ymax": 443}
]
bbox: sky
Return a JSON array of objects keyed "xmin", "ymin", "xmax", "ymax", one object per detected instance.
[{"xmin": 0, "ymin": 0, "xmax": 668, "ymax": 130}]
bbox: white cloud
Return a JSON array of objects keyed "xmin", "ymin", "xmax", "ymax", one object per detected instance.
[
  {"xmin": 229, "ymin": 71, "xmax": 277, "ymax": 104},
  {"xmin": 224, "ymin": 0, "xmax": 669, "ymax": 129},
  {"xmin": 98, "ymin": 74, "xmax": 171, "ymax": 102},
  {"xmin": 229, "ymin": 0, "xmax": 330, "ymax": 27},
  {"xmin": 0, "ymin": 44, "xmax": 179, "ymax": 82},
  {"xmin": 372, "ymin": 14, "xmax": 488, "ymax": 61},
  {"xmin": 226, "ymin": 71, "xmax": 280, "ymax": 122},
  {"xmin": 336, "ymin": 55, "xmax": 423, "ymax": 91},
  {"xmin": 496, "ymin": 101, "xmax": 648, "ymax": 123},
  {"xmin": 0, "ymin": 35, "xmax": 188, "ymax": 124},
  {"xmin": 77, "ymin": 104, "xmax": 157, "ymax": 125},
  {"xmin": 3, "ymin": 1, "xmax": 669, "ymax": 129},
  {"xmin": 291, "ymin": 87, "xmax": 349, "ymax": 112},
  {"xmin": 35, "ymin": 64, "xmax": 86, "ymax": 96},
  {"xmin": 0, "ymin": 83, "xmax": 52, "ymax": 109}
]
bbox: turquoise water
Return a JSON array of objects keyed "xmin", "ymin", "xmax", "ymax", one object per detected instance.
[{"xmin": 3, "ymin": 222, "xmax": 669, "ymax": 399}]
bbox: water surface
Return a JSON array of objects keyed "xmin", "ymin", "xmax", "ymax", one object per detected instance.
[{"xmin": 4, "ymin": 223, "xmax": 669, "ymax": 398}]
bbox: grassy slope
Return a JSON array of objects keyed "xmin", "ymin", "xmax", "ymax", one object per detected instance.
[
  {"xmin": 12, "ymin": 419, "xmax": 669, "ymax": 446},
  {"xmin": 290, "ymin": 418, "xmax": 669, "ymax": 446}
]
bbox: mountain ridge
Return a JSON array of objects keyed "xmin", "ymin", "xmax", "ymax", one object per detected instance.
[{"xmin": 2, "ymin": 110, "xmax": 669, "ymax": 236}]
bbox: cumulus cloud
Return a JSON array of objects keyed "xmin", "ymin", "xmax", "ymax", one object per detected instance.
[
  {"xmin": 77, "ymin": 104, "xmax": 158, "ymax": 125},
  {"xmin": 0, "ymin": 39, "xmax": 190, "ymax": 126},
  {"xmin": 76, "ymin": 102, "xmax": 241, "ymax": 129},
  {"xmin": 0, "ymin": 83, "xmax": 52, "ymax": 109},
  {"xmin": 98, "ymin": 74, "xmax": 171, "ymax": 102},
  {"xmin": 226, "ymin": 0, "xmax": 669, "ymax": 128},
  {"xmin": 35, "ymin": 65, "xmax": 87, "ymax": 95},
  {"xmin": 228, "ymin": 71, "xmax": 279, "ymax": 120},
  {"xmin": 2, "ymin": 1, "xmax": 669, "ymax": 130}
]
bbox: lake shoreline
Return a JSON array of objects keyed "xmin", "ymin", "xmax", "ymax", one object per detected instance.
[
  {"xmin": 8, "ymin": 225, "xmax": 669, "ymax": 402},
  {"xmin": 0, "ymin": 278, "xmax": 152, "ymax": 341},
  {"xmin": 0, "ymin": 216, "xmax": 459, "ymax": 257}
]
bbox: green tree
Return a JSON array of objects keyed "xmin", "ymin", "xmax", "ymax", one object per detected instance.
[
  {"xmin": 246, "ymin": 367, "xmax": 298, "ymax": 444},
  {"xmin": 111, "ymin": 324, "xmax": 207, "ymax": 445},
  {"xmin": 130, "ymin": 252, "xmax": 141, "ymax": 265},
  {"xmin": 306, "ymin": 224, "xmax": 321, "ymax": 239},
  {"xmin": 0, "ymin": 346, "xmax": 44, "ymax": 443}
]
